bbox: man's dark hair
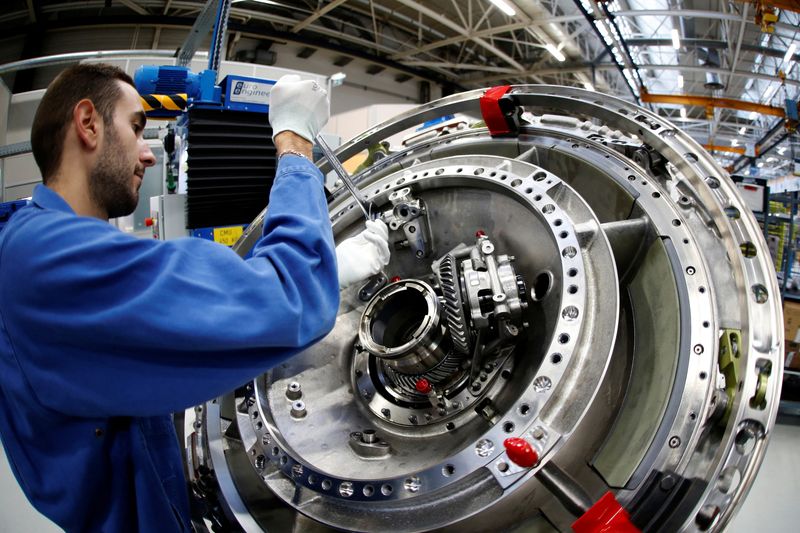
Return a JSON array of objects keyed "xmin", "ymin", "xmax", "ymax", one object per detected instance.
[{"xmin": 30, "ymin": 63, "xmax": 135, "ymax": 184}]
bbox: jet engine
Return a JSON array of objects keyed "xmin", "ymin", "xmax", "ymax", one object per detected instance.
[{"xmin": 186, "ymin": 86, "xmax": 783, "ymax": 532}]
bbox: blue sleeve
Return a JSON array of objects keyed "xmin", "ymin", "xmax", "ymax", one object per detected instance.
[{"xmin": 0, "ymin": 156, "xmax": 339, "ymax": 417}]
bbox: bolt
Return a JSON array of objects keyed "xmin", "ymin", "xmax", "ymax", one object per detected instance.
[
  {"xmin": 693, "ymin": 344, "xmax": 704, "ymax": 354},
  {"xmin": 669, "ymin": 436, "xmax": 681, "ymax": 448},
  {"xmin": 483, "ymin": 363, "xmax": 494, "ymax": 372},
  {"xmin": 381, "ymin": 408, "xmax": 391, "ymax": 419},
  {"xmin": 286, "ymin": 381, "xmax": 302, "ymax": 400},
  {"xmin": 471, "ymin": 381, "xmax": 482, "ymax": 392},
  {"xmin": 452, "ymin": 401, "xmax": 462, "ymax": 409},
  {"xmin": 409, "ymin": 415, "xmax": 418, "ymax": 424},
  {"xmin": 361, "ymin": 429, "xmax": 377, "ymax": 444},
  {"xmin": 438, "ymin": 408, "xmax": 447, "ymax": 416},
  {"xmin": 532, "ymin": 427, "xmax": 546, "ymax": 440},
  {"xmin": 290, "ymin": 400, "xmax": 307, "ymax": 419},
  {"xmin": 480, "ymin": 372, "xmax": 488, "ymax": 382},
  {"xmin": 659, "ymin": 474, "xmax": 677, "ymax": 491},
  {"xmin": 415, "ymin": 250, "xmax": 424, "ymax": 258}
]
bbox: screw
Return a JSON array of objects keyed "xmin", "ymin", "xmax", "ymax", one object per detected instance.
[
  {"xmin": 286, "ymin": 381, "xmax": 302, "ymax": 400},
  {"xmin": 660, "ymin": 474, "xmax": 677, "ymax": 491},
  {"xmin": 669, "ymin": 436, "xmax": 681, "ymax": 448},
  {"xmin": 693, "ymin": 344, "xmax": 704, "ymax": 354},
  {"xmin": 290, "ymin": 400, "xmax": 307, "ymax": 419},
  {"xmin": 532, "ymin": 427, "xmax": 546, "ymax": 440}
]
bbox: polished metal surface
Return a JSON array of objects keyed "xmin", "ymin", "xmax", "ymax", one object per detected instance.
[{"xmin": 190, "ymin": 86, "xmax": 783, "ymax": 533}]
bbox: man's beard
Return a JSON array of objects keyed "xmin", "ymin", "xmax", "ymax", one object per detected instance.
[{"xmin": 89, "ymin": 126, "xmax": 140, "ymax": 219}]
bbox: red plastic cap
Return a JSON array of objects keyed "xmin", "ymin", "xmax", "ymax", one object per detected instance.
[
  {"xmin": 572, "ymin": 492, "xmax": 640, "ymax": 533},
  {"xmin": 475, "ymin": 230, "xmax": 486, "ymax": 238},
  {"xmin": 415, "ymin": 378, "xmax": 432, "ymax": 394},
  {"xmin": 144, "ymin": 217, "xmax": 155, "ymax": 227},
  {"xmin": 390, "ymin": 276, "xmax": 402, "ymax": 283},
  {"xmin": 503, "ymin": 437, "xmax": 539, "ymax": 468}
]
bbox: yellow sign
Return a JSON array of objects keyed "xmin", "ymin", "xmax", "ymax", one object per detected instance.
[{"xmin": 213, "ymin": 226, "xmax": 244, "ymax": 246}]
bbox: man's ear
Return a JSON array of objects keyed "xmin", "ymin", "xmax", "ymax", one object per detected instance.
[{"xmin": 73, "ymin": 99, "xmax": 100, "ymax": 150}]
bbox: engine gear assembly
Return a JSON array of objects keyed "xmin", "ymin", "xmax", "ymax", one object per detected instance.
[{"xmin": 187, "ymin": 86, "xmax": 783, "ymax": 532}]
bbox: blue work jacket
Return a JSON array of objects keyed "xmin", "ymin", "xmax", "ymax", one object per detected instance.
[{"xmin": 0, "ymin": 155, "xmax": 339, "ymax": 532}]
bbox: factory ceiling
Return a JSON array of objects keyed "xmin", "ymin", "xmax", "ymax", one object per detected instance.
[{"xmin": 0, "ymin": 0, "xmax": 797, "ymax": 170}]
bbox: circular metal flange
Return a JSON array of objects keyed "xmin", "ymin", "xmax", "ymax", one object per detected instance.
[{"xmin": 195, "ymin": 86, "xmax": 783, "ymax": 533}]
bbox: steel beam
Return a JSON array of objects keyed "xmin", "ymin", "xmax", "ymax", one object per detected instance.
[
  {"xmin": 640, "ymin": 92, "xmax": 786, "ymax": 117},
  {"xmin": 393, "ymin": 0, "xmax": 525, "ymax": 71},
  {"xmin": 291, "ymin": 0, "xmax": 349, "ymax": 33}
]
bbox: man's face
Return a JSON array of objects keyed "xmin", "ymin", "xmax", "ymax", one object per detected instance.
[{"xmin": 89, "ymin": 81, "xmax": 155, "ymax": 219}]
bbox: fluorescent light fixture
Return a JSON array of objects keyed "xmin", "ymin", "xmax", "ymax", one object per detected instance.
[
  {"xmin": 583, "ymin": 81, "xmax": 594, "ymax": 91},
  {"xmin": 489, "ymin": 0, "xmax": 516, "ymax": 16},
  {"xmin": 677, "ymin": 74, "xmax": 684, "ymax": 89},
  {"xmin": 757, "ymin": 162, "xmax": 764, "ymax": 168},
  {"xmin": 546, "ymin": 43, "xmax": 566, "ymax": 62},
  {"xmin": 329, "ymin": 72, "xmax": 346, "ymax": 87},
  {"xmin": 548, "ymin": 22, "xmax": 564, "ymax": 37},
  {"xmin": 749, "ymin": 111, "xmax": 758, "ymax": 120},
  {"xmin": 783, "ymin": 43, "xmax": 797, "ymax": 65},
  {"xmin": 739, "ymin": 126, "xmax": 747, "ymax": 135},
  {"xmin": 671, "ymin": 29, "xmax": 681, "ymax": 50},
  {"xmin": 680, "ymin": 108, "xmax": 687, "ymax": 119},
  {"xmin": 763, "ymin": 84, "xmax": 778, "ymax": 102},
  {"xmin": 731, "ymin": 139, "xmax": 739, "ymax": 147},
  {"xmin": 778, "ymin": 147, "xmax": 788, "ymax": 155}
]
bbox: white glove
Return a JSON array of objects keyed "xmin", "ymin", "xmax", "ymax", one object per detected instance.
[
  {"xmin": 336, "ymin": 219, "xmax": 391, "ymax": 289},
  {"xmin": 269, "ymin": 74, "xmax": 329, "ymax": 143}
]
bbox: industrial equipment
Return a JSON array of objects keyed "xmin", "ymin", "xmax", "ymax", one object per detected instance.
[{"xmin": 185, "ymin": 86, "xmax": 783, "ymax": 532}]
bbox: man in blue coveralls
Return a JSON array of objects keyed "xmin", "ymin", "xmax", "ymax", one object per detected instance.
[{"xmin": 0, "ymin": 63, "xmax": 389, "ymax": 531}]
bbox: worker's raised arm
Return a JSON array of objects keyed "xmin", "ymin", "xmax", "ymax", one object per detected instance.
[{"xmin": 0, "ymin": 75, "xmax": 338, "ymax": 418}]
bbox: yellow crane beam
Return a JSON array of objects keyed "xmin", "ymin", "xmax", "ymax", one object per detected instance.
[
  {"xmin": 703, "ymin": 144, "xmax": 747, "ymax": 155},
  {"xmin": 640, "ymin": 91, "xmax": 786, "ymax": 118}
]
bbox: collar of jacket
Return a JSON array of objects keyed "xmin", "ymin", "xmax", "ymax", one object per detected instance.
[{"xmin": 32, "ymin": 184, "xmax": 76, "ymax": 215}]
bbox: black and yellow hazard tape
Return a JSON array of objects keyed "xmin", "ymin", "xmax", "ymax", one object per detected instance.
[{"xmin": 139, "ymin": 93, "xmax": 188, "ymax": 112}]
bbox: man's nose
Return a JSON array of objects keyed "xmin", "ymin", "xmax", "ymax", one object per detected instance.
[{"xmin": 140, "ymin": 142, "xmax": 156, "ymax": 168}]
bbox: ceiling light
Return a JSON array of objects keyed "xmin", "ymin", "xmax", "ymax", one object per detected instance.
[
  {"xmin": 546, "ymin": 43, "xmax": 566, "ymax": 62},
  {"xmin": 749, "ymin": 111, "xmax": 758, "ymax": 120},
  {"xmin": 677, "ymin": 74, "xmax": 684, "ymax": 89},
  {"xmin": 763, "ymin": 84, "xmax": 778, "ymax": 102},
  {"xmin": 488, "ymin": 0, "xmax": 516, "ymax": 16},
  {"xmin": 783, "ymin": 43, "xmax": 797, "ymax": 65},
  {"xmin": 778, "ymin": 147, "xmax": 788, "ymax": 155},
  {"xmin": 739, "ymin": 126, "xmax": 747, "ymax": 135},
  {"xmin": 731, "ymin": 139, "xmax": 739, "ymax": 147},
  {"xmin": 671, "ymin": 29, "xmax": 681, "ymax": 50},
  {"xmin": 329, "ymin": 72, "xmax": 346, "ymax": 87},
  {"xmin": 680, "ymin": 108, "xmax": 687, "ymax": 120}
]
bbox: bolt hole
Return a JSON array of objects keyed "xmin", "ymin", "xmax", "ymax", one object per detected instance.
[
  {"xmin": 381, "ymin": 484, "xmax": 393, "ymax": 496},
  {"xmin": 503, "ymin": 422, "xmax": 515, "ymax": 433},
  {"xmin": 558, "ymin": 333, "xmax": 570, "ymax": 344},
  {"xmin": 321, "ymin": 479, "xmax": 332, "ymax": 490},
  {"xmin": 446, "ymin": 422, "xmax": 455, "ymax": 431},
  {"xmin": 531, "ymin": 271, "xmax": 552, "ymax": 301},
  {"xmin": 551, "ymin": 353, "xmax": 563, "ymax": 364},
  {"xmin": 442, "ymin": 464, "xmax": 455, "ymax": 477},
  {"xmin": 519, "ymin": 404, "xmax": 531, "ymax": 415}
]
